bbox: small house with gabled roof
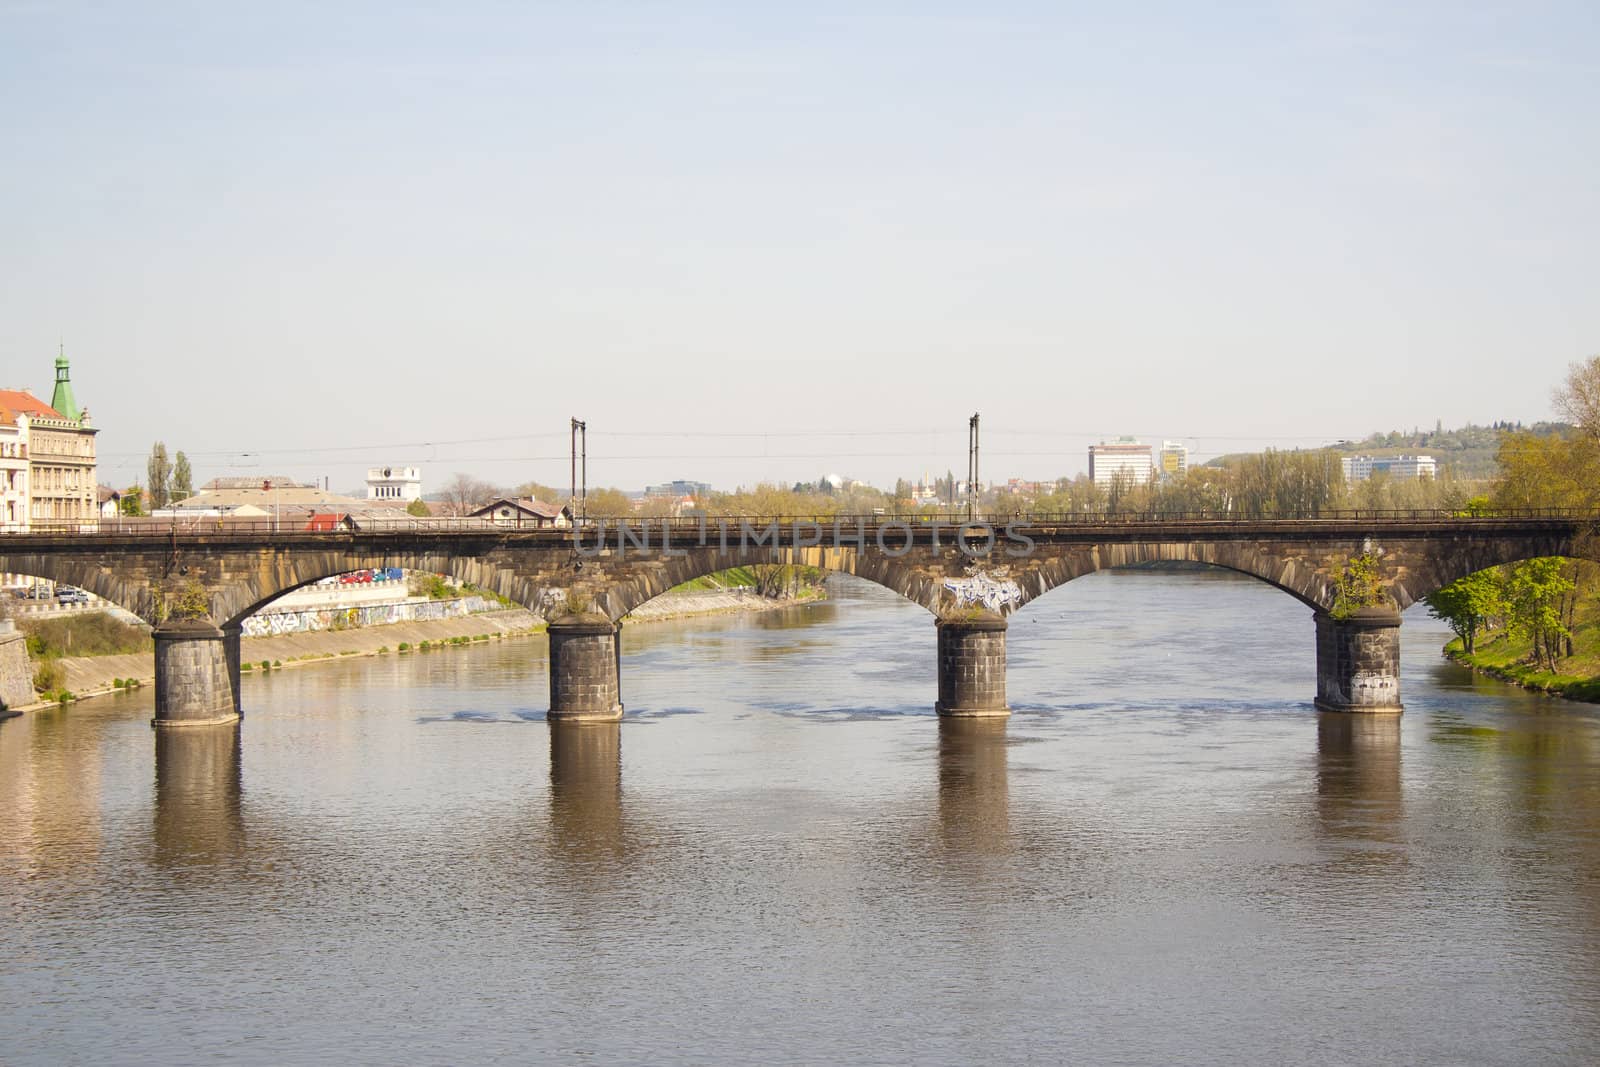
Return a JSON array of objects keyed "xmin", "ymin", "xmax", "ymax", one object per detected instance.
[{"xmin": 469, "ymin": 498, "xmax": 568, "ymax": 528}]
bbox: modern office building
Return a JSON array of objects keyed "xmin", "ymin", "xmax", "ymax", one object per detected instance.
[
  {"xmin": 1340, "ymin": 455, "xmax": 1438, "ymax": 482},
  {"xmin": 1089, "ymin": 439, "xmax": 1155, "ymax": 487}
]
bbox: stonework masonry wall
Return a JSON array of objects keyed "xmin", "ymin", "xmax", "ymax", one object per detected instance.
[
  {"xmin": 548, "ymin": 614, "xmax": 623, "ymax": 721},
  {"xmin": 153, "ymin": 623, "xmax": 239, "ymax": 725},
  {"xmin": 0, "ymin": 626, "xmax": 32, "ymax": 709},
  {"xmin": 1315, "ymin": 610, "xmax": 1403, "ymax": 712},
  {"xmin": 936, "ymin": 617, "xmax": 1009, "ymax": 716}
]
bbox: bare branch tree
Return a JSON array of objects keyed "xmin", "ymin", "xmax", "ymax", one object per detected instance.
[
  {"xmin": 750, "ymin": 564, "xmax": 791, "ymax": 599},
  {"xmin": 441, "ymin": 473, "xmax": 500, "ymax": 517},
  {"xmin": 1555, "ymin": 355, "xmax": 1600, "ymax": 440}
]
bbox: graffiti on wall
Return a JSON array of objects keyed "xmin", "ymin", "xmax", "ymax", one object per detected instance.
[
  {"xmin": 942, "ymin": 570, "xmax": 1024, "ymax": 614},
  {"xmin": 241, "ymin": 596, "xmax": 496, "ymax": 637}
]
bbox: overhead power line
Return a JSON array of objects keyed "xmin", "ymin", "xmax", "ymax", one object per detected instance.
[{"xmin": 96, "ymin": 425, "xmax": 1362, "ymax": 462}]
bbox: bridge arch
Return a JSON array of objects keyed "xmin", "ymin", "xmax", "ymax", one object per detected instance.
[
  {"xmin": 0, "ymin": 554, "xmax": 150, "ymax": 619},
  {"xmin": 216, "ymin": 550, "xmax": 551, "ymax": 629},
  {"xmin": 1386, "ymin": 531, "xmax": 1588, "ymax": 608},
  {"xmin": 594, "ymin": 544, "xmax": 940, "ymax": 621},
  {"xmin": 1007, "ymin": 541, "xmax": 1337, "ymax": 614}
]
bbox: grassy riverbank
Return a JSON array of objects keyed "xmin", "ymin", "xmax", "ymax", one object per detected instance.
[
  {"xmin": 670, "ymin": 564, "xmax": 827, "ymax": 595},
  {"xmin": 1444, "ymin": 626, "xmax": 1600, "ymax": 703}
]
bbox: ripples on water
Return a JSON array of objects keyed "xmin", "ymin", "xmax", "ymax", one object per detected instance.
[{"xmin": 3, "ymin": 571, "xmax": 1599, "ymax": 1065}]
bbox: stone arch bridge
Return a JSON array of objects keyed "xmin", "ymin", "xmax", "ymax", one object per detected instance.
[{"xmin": 1, "ymin": 514, "xmax": 1589, "ymax": 725}]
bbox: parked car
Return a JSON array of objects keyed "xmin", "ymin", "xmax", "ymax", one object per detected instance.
[{"xmin": 56, "ymin": 586, "xmax": 90, "ymax": 604}]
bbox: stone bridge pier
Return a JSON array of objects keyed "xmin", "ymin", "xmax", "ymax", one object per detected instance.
[
  {"xmin": 935, "ymin": 614, "xmax": 1010, "ymax": 717},
  {"xmin": 152, "ymin": 619, "xmax": 241, "ymax": 727},
  {"xmin": 1313, "ymin": 607, "xmax": 1403, "ymax": 714},
  {"xmin": 547, "ymin": 613, "xmax": 624, "ymax": 722}
]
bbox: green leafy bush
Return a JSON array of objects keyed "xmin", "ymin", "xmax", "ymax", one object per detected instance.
[
  {"xmin": 166, "ymin": 580, "xmax": 212, "ymax": 621},
  {"xmin": 1330, "ymin": 553, "xmax": 1389, "ymax": 618}
]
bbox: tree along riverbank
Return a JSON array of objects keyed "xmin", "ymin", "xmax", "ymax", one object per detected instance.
[{"xmin": 14, "ymin": 585, "xmax": 823, "ymax": 712}]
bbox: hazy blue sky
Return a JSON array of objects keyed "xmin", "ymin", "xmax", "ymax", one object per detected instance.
[{"xmin": 2, "ymin": 1, "xmax": 1595, "ymax": 494}]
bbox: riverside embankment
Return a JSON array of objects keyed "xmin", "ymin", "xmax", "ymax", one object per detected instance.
[
  {"xmin": 27, "ymin": 587, "xmax": 821, "ymax": 710},
  {"xmin": 1443, "ymin": 642, "xmax": 1600, "ymax": 702}
]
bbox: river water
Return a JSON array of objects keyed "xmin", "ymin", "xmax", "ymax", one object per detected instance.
[{"xmin": 3, "ymin": 570, "xmax": 1599, "ymax": 1065}]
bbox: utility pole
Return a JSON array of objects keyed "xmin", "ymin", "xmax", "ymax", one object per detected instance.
[
  {"xmin": 265, "ymin": 478, "xmax": 279, "ymax": 533},
  {"xmin": 967, "ymin": 413, "xmax": 980, "ymax": 521},
  {"xmin": 570, "ymin": 418, "xmax": 587, "ymax": 522}
]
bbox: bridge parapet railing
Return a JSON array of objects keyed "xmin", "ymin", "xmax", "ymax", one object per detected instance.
[
  {"xmin": 580, "ymin": 507, "xmax": 1595, "ymax": 531},
  {"xmin": 3, "ymin": 507, "xmax": 1594, "ymax": 540}
]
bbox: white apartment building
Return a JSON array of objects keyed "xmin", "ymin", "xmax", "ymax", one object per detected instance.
[
  {"xmin": 367, "ymin": 465, "xmax": 422, "ymax": 502},
  {"xmin": 0, "ymin": 409, "xmax": 27, "ymax": 532},
  {"xmin": 1089, "ymin": 439, "xmax": 1155, "ymax": 487}
]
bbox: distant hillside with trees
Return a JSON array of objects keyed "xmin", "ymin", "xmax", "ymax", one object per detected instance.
[{"xmin": 1207, "ymin": 420, "xmax": 1571, "ymax": 479}]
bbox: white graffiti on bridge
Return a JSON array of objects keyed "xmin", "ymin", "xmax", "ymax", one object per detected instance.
[{"xmin": 941, "ymin": 571, "xmax": 1024, "ymax": 613}]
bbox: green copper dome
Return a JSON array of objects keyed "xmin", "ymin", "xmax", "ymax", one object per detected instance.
[{"xmin": 51, "ymin": 352, "xmax": 80, "ymax": 421}]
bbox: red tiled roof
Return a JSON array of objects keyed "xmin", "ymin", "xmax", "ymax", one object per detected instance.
[
  {"xmin": 516, "ymin": 498, "xmax": 564, "ymax": 519},
  {"xmin": 0, "ymin": 390, "xmax": 61, "ymax": 419}
]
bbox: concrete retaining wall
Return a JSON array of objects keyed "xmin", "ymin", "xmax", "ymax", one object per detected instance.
[{"xmin": 240, "ymin": 594, "xmax": 496, "ymax": 636}]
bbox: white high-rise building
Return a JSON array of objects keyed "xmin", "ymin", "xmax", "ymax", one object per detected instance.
[
  {"xmin": 1158, "ymin": 441, "xmax": 1189, "ymax": 479},
  {"xmin": 1089, "ymin": 439, "xmax": 1154, "ymax": 487},
  {"xmin": 366, "ymin": 466, "xmax": 422, "ymax": 502}
]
